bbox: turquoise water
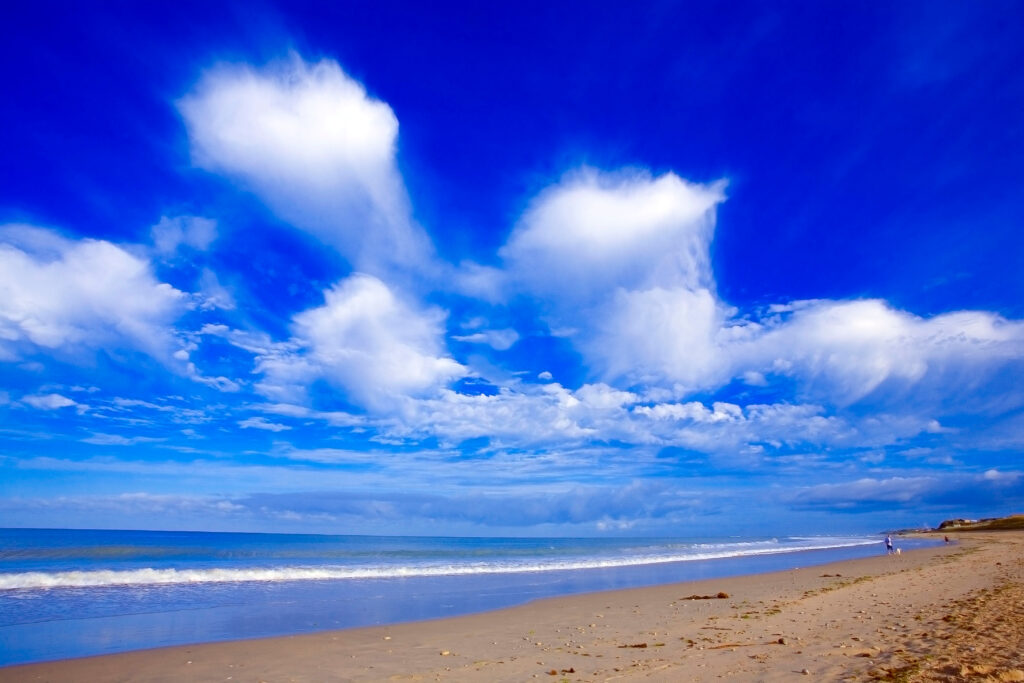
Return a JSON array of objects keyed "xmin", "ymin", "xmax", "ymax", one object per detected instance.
[{"xmin": 0, "ymin": 528, "xmax": 935, "ymax": 665}]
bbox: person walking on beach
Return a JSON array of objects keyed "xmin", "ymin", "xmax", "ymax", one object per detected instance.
[{"xmin": 885, "ymin": 535, "xmax": 894, "ymax": 554}]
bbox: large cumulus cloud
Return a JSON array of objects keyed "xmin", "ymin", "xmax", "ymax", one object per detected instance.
[
  {"xmin": 178, "ymin": 54, "xmax": 435, "ymax": 279},
  {"xmin": 495, "ymin": 170, "xmax": 1024, "ymax": 414},
  {"xmin": 252, "ymin": 273, "xmax": 465, "ymax": 408},
  {"xmin": 0, "ymin": 225, "xmax": 188, "ymax": 362}
]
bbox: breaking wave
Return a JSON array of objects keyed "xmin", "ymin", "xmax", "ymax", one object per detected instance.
[{"xmin": 0, "ymin": 537, "xmax": 876, "ymax": 590}]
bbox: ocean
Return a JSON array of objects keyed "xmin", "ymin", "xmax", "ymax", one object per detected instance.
[{"xmin": 0, "ymin": 528, "xmax": 937, "ymax": 666}]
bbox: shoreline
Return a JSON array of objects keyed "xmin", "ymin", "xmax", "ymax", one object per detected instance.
[
  {"xmin": 0, "ymin": 535, "xmax": 915, "ymax": 666},
  {"xmin": 3, "ymin": 531, "xmax": 1022, "ymax": 681}
]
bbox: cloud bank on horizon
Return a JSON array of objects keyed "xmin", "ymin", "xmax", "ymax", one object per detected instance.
[{"xmin": 3, "ymin": 4, "xmax": 1023, "ymax": 535}]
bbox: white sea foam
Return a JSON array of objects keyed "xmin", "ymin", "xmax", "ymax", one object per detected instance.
[{"xmin": 0, "ymin": 538, "xmax": 876, "ymax": 590}]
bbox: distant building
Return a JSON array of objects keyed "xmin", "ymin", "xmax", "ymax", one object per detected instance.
[{"xmin": 938, "ymin": 518, "xmax": 977, "ymax": 529}]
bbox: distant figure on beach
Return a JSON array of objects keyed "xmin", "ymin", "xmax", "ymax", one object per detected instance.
[
  {"xmin": 885, "ymin": 535, "xmax": 894, "ymax": 554},
  {"xmin": 944, "ymin": 535, "xmax": 950, "ymax": 544}
]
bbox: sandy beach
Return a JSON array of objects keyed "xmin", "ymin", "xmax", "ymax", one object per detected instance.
[{"xmin": 3, "ymin": 531, "xmax": 1021, "ymax": 682}]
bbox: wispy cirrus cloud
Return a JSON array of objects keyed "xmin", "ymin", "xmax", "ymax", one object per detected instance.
[
  {"xmin": 238, "ymin": 479, "xmax": 704, "ymax": 528},
  {"xmin": 151, "ymin": 215, "xmax": 218, "ymax": 255},
  {"xmin": 789, "ymin": 469, "xmax": 1024, "ymax": 513},
  {"xmin": 238, "ymin": 417, "xmax": 291, "ymax": 432},
  {"xmin": 81, "ymin": 433, "xmax": 165, "ymax": 446},
  {"xmin": 21, "ymin": 393, "xmax": 82, "ymax": 411}
]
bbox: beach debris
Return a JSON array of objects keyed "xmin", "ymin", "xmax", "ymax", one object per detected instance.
[
  {"xmin": 681, "ymin": 592, "xmax": 730, "ymax": 600},
  {"xmin": 801, "ymin": 668, "xmax": 811, "ymax": 675},
  {"xmin": 618, "ymin": 642, "xmax": 648, "ymax": 648},
  {"xmin": 440, "ymin": 650, "xmax": 451, "ymax": 656}
]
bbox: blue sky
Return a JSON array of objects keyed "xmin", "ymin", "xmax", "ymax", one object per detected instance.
[{"xmin": 2, "ymin": 1, "xmax": 1023, "ymax": 536}]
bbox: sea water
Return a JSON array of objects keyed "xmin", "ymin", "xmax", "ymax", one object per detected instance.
[{"xmin": 0, "ymin": 528, "xmax": 937, "ymax": 666}]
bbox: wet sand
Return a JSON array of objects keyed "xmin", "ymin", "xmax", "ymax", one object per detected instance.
[{"xmin": 4, "ymin": 531, "xmax": 1022, "ymax": 682}]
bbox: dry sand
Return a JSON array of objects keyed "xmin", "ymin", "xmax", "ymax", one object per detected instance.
[{"xmin": 3, "ymin": 531, "xmax": 1022, "ymax": 682}]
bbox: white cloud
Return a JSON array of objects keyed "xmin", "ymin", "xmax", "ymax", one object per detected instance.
[
  {"xmin": 193, "ymin": 268, "xmax": 236, "ymax": 311},
  {"xmin": 734, "ymin": 300, "xmax": 1024, "ymax": 408},
  {"xmin": 742, "ymin": 371, "xmax": 768, "ymax": 387},
  {"xmin": 495, "ymin": 170, "xmax": 734, "ymax": 392},
  {"xmin": 382, "ymin": 384, "xmax": 594, "ymax": 446},
  {"xmin": 452, "ymin": 327, "xmax": 519, "ymax": 351},
  {"xmin": 493, "ymin": 170, "xmax": 1024, "ymax": 410},
  {"xmin": 501, "ymin": 169, "xmax": 725, "ymax": 302},
  {"xmin": 0, "ymin": 225, "xmax": 188, "ymax": 362},
  {"xmin": 574, "ymin": 382, "xmax": 638, "ymax": 410},
  {"xmin": 790, "ymin": 470, "xmax": 1024, "ymax": 511},
  {"xmin": 629, "ymin": 400, "xmax": 859, "ymax": 454},
  {"xmin": 636, "ymin": 401, "xmax": 742, "ymax": 423},
  {"xmin": 380, "ymin": 383, "xmax": 850, "ymax": 455},
  {"xmin": 450, "ymin": 261, "xmax": 505, "ymax": 301},
  {"xmin": 256, "ymin": 402, "xmax": 365, "ymax": 428},
  {"xmin": 151, "ymin": 215, "xmax": 218, "ymax": 255},
  {"xmin": 246, "ymin": 361, "xmax": 940, "ymax": 456},
  {"xmin": 0, "ymin": 492, "xmax": 248, "ymax": 525},
  {"xmin": 189, "ymin": 373, "xmax": 242, "ymax": 392},
  {"xmin": 982, "ymin": 468, "xmax": 1020, "ymax": 483},
  {"xmin": 589, "ymin": 285, "xmax": 728, "ymax": 389},
  {"xmin": 178, "ymin": 54, "xmax": 434, "ymax": 278},
  {"xmin": 795, "ymin": 475, "xmax": 936, "ymax": 507},
  {"xmin": 111, "ymin": 397, "xmax": 175, "ymax": 411},
  {"xmin": 238, "ymin": 417, "xmax": 291, "ymax": 432},
  {"xmin": 81, "ymin": 433, "xmax": 163, "ymax": 446},
  {"xmin": 22, "ymin": 393, "xmax": 79, "ymax": 410},
  {"xmin": 269, "ymin": 445, "xmax": 385, "ymax": 464},
  {"xmin": 256, "ymin": 274, "xmax": 465, "ymax": 407}
]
